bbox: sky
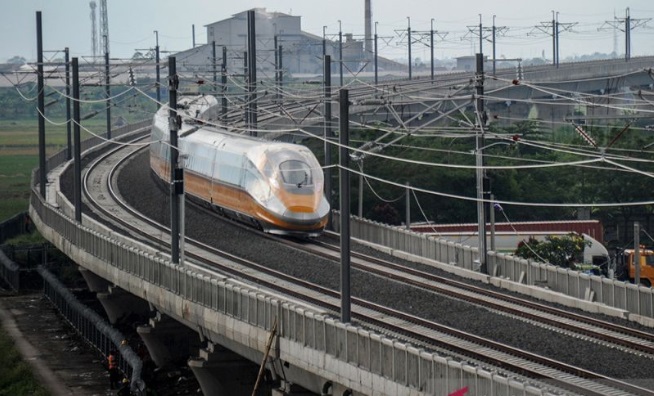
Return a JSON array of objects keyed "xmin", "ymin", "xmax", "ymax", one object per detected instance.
[{"xmin": 2, "ymin": 1, "xmax": 653, "ymax": 64}]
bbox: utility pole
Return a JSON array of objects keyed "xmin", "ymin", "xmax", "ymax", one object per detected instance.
[
  {"xmin": 479, "ymin": 15, "xmax": 483, "ymax": 54},
  {"xmin": 247, "ymin": 10, "xmax": 257, "ymax": 134},
  {"xmin": 72, "ymin": 57, "xmax": 82, "ymax": 223},
  {"xmin": 358, "ymin": 162, "xmax": 364, "ymax": 218},
  {"xmin": 169, "ymin": 57, "xmax": 180, "ymax": 265},
  {"xmin": 407, "ymin": 17, "xmax": 412, "ymax": 80},
  {"xmin": 492, "ymin": 16, "xmax": 497, "ymax": 75},
  {"xmin": 555, "ymin": 12, "xmax": 560, "ymax": 66},
  {"xmin": 104, "ymin": 38, "xmax": 111, "ymax": 139},
  {"xmin": 548, "ymin": 11, "xmax": 560, "ymax": 66},
  {"xmin": 324, "ymin": 55, "xmax": 333, "ymax": 229},
  {"xmin": 430, "ymin": 19, "xmax": 435, "ymax": 81},
  {"xmin": 531, "ymin": 12, "xmax": 576, "ymax": 66},
  {"xmin": 466, "ymin": 16, "xmax": 504, "ymax": 71},
  {"xmin": 635, "ymin": 222, "xmax": 641, "ymax": 285},
  {"xmin": 490, "ymin": 194, "xmax": 496, "ymax": 252},
  {"xmin": 212, "ymin": 41, "xmax": 217, "ymax": 88},
  {"xmin": 339, "ymin": 20, "xmax": 343, "ymax": 86},
  {"xmin": 600, "ymin": 7, "xmax": 651, "ymax": 61},
  {"xmin": 221, "ymin": 46, "xmax": 227, "ymax": 121},
  {"xmin": 155, "ymin": 30, "xmax": 160, "ymax": 107},
  {"xmin": 322, "ymin": 26, "xmax": 327, "ymax": 58},
  {"xmin": 405, "ymin": 182, "xmax": 410, "ymax": 230},
  {"xmin": 374, "ymin": 22, "xmax": 378, "ymax": 85},
  {"xmin": 278, "ymin": 44, "xmax": 283, "ymax": 101},
  {"xmin": 339, "ymin": 88, "xmax": 351, "ymax": 324},
  {"xmin": 243, "ymin": 51, "xmax": 248, "ymax": 126},
  {"xmin": 475, "ymin": 53, "xmax": 488, "ymax": 274},
  {"xmin": 64, "ymin": 47, "xmax": 72, "ymax": 161},
  {"xmin": 36, "ymin": 11, "xmax": 46, "ymax": 198},
  {"xmin": 274, "ymin": 34, "xmax": 279, "ymax": 102},
  {"xmin": 411, "ymin": 21, "xmax": 448, "ymax": 82},
  {"xmin": 99, "ymin": 0, "xmax": 111, "ymax": 138}
]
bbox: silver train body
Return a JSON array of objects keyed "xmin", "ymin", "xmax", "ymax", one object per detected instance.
[{"xmin": 149, "ymin": 95, "xmax": 330, "ymax": 236}]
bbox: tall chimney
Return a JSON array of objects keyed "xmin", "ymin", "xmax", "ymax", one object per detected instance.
[{"xmin": 365, "ymin": 0, "xmax": 372, "ymax": 56}]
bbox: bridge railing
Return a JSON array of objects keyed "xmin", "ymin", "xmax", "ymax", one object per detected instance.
[
  {"xmin": 28, "ymin": 130, "xmax": 549, "ymax": 395},
  {"xmin": 332, "ymin": 213, "xmax": 654, "ymax": 323}
]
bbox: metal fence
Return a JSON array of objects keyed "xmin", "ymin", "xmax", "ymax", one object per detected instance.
[
  {"xmin": 0, "ymin": 212, "xmax": 30, "ymax": 244},
  {"xmin": 332, "ymin": 214, "xmax": 654, "ymax": 321},
  {"xmin": 0, "ymin": 212, "xmax": 33, "ymax": 291},
  {"xmin": 0, "ymin": 249, "xmax": 20, "ymax": 291},
  {"xmin": 38, "ymin": 266, "xmax": 144, "ymax": 391}
]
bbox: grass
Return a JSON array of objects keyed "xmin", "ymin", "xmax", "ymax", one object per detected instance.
[
  {"xmin": 0, "ymin": 323, "xmax": 50, "ymax": 396},
  {"xmin": 0, "ymin": 118, "xmax": 104, "ymax": 221},
  {"xmin": 0, "ymin": 118, "xmax": 58, "ymax": 395}
]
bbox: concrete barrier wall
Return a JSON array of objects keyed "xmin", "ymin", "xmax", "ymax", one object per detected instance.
[
  {"xmin": 334, "ymin": 214, "xmax": 654, "ymax": 325},
  {"xmin": 29, "ymin": 138, "xmax": 555, "ymax": 395}
]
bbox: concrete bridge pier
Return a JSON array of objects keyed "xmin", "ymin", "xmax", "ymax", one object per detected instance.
[
  {"xmin": 78, "ymin": 267, "xmax": 111, "ymax": 292},
  {"xmin": 96, "ymin": 285, "xmax": 149, "ymax": 324},
  {"xmin": 136, "ymin": 312, "xmax": 201, "ymax": 368},
  {"xmin": 187, "ymin": 342, "xmax": 264, "ymax": 395}
]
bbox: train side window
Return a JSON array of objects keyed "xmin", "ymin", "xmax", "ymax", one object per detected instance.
[
  {"xmin": 215, "ymin": 151, "xmax": 243, "ymax": 186},
  {"xmin": 244, "ymin": 161, "xmax": 270, "ymax": 201},
  {"xmin": 195, "ymin": 145, "xmax": 214, "ymax": 175}
]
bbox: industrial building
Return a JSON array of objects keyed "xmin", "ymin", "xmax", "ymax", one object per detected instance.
[{"xmin": 173, "ymin": 8, "xmax": 401, "ymax": 79}]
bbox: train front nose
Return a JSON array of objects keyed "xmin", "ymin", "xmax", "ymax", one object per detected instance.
[{"xmin": 282, "ymin": 195, "xmax": 329, "ymax": 224}]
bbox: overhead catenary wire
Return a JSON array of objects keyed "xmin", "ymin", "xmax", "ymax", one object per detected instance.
[{"xmin": 6, "ymin": 43, "xmax": 654, "ymax": 214}]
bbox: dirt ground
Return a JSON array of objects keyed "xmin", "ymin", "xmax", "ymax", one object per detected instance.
[
  {"xmin": 0, "ymin": 292, "xmax": 202, "ymax": 396},
  {"xmin": 0, "ymin": 292, "xmax": 115, "ymax": 396}
]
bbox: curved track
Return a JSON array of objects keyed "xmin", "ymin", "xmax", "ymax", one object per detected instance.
[{"xmin": 77, "ymin": 133, "xmax": 654, "ymax": 396}]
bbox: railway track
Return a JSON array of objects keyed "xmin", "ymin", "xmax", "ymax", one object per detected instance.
[
  {"xmin": 287, "ymin": 235, "xmax": 654, "ymax": 358},
  {"xmin": 75, "ymin": 131, "xmax": 654, "ymax": 396}
]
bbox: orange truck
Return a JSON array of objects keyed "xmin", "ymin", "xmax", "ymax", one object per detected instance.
[{"xmin": 615, "ymin": 247, "xmax": 654, "ymax": 287}]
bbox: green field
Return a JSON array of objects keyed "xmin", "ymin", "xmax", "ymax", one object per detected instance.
[
  {"xmin": 0, "ymin": 120, "xmax": 57, "ymax": 394},
  {"xmin": 0, "ymin": 119, "xmax": 106, "ymax": 221},
  {"xmin": 0, "ymin": 329, "xmax": 49, "ymax": 396}
]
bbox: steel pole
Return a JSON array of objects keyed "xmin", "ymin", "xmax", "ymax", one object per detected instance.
[
  {"xmin": 36, "ymin": 11, "xmax": 46, "ymax": 198},
  {"xmin": 212, "ymin": 41, "xmax": 217, "ymax": 87},
  {"xmin": 635, "ymin": 222, "xmax": 640, "ymax": 285},
  {"xmin": 407, "ymin": 18, "xmax": 412, "ymax": 80},
  {"xmin": 72, "ymin": 57, "xmax": 82, "ymax": 223},
  {"xmin": 339, "ymin": 89, "xmax": 351, "ymax": 323},
  {"xmin": 247, "ymin": 10, "xmax": 257, "ymax": 134},
  {"xmin": 475, "ymin": 53, "xmax": 487, "ymax": 274},
  {"xmin": 405, "ymin": 182, "xmax": 410, "ymax": 229},
  {"xmin": 65, "ymin": 48, "xmax": 72, "ymax": 160},
  {"xmin": 221, "ymin": 46, "xmax": 227, "ymax": 121},
  {"xmin": 430, "ymin": 20, "xmax": 435, "ymax": 82},
  {"xmin": 169, "ymin": 57, "xmax": 180, "ymax": 265},
  {"xmin": 324, "ymin": 55, "xmax": 333, "ymax": 229},
  {"xmin": 104, "ymin": 48, "xmax": 111, "ymax": 139},
  {"xmin": 374, "ymin": 30, "xmax": 378, "ymax": 85}
]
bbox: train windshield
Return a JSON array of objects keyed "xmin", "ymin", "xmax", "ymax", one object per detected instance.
[{"xmin": 279, "ymin": 160, "xmax": 312, "ymax": 187}]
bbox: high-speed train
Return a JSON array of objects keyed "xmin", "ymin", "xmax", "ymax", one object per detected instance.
[{"xmin": 150, "ymin": 95, "xmax": 330, "ymax": 236}]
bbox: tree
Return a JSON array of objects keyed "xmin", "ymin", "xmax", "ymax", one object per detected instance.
[
  {"xmin": 369, "ymin": 202, "xmax": 401, "ymax": 226},
  {"xmin": 7, "ymin": 56, "xmax": 26, "ymax": 64},
  {"xmin": 514, "ymin": 233, "xmax": 590, "ymax": 268}
]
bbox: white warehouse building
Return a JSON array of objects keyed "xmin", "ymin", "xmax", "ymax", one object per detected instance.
[{"xmin": 174, "ymin": 8, "xmax": 364, "ymax": 77}]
